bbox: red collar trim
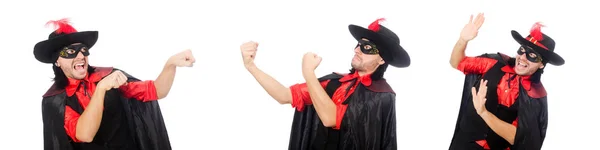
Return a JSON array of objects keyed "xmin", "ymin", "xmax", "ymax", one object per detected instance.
[
  {"xmin": 339, "ymin": 71, "xmax": 372, "ymax": 86},
  {"xmin": 64, "ymin": 67, "xmax": 114, "ymax": 96}
]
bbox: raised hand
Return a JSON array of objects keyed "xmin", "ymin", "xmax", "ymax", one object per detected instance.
[
  {"xmin": 460, "ymin": 13, "xmax": 485, "ymax": 42},
  {"xmin": 471, "ymin": 79, "xmax": 488, "ymax": 115}
]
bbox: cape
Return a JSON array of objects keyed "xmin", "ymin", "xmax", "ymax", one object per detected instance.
[
  {"xmin": 41, "ymin": 67, "xmax": 171, "ymax": 150},
  {"xmin": 448, "ymin": 53, "xmax": 548, "ymax": 150},
  {"xmin": 288, "ymin": 73, "xmax": 397, "ymax": 150}
]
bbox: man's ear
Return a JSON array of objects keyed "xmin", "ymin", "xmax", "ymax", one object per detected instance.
[
  {"xmin": 539, "ymin": 63, "xmax": 545, "ymax": 69},
  {"xmin": 378, "ymin": 59, "xmax": 385, "ymax": 65}
]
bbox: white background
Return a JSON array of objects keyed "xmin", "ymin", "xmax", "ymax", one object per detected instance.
[{"xmin": 0, "ymin": 0, "xmax": 598, "ymax": 149}]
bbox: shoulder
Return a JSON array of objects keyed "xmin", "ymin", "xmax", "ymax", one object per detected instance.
[
  {"xmin": 87, "ymin": 66, "xmax": 114, "ymax": 82},
  {"xmin": 317, "ymin": 72, "xmax": 345, "ymax": 81},
  {"xmin": 90, "ymin": 66, "xmax": 141, "ymax": 82},
  {"xmin": 479, "ymin": 52, "xmax": 514, "ymax": 65},
  {"xmin": 366, "ymin": 78, "xmax": 395, "ymax": 94},
  {"xmin": 527, "ymin": 82, "xmax": 547, "ymax": 98},
  {"xmin": 375, "ymin": 91, "xmax": 396, "ymax": 106},
  {"xmin": 42, "ymin": 82, "xmax": 65, "ymax": 98},
  {"xmin": 41, "ymin": 92, "xmax": 66, "ymax": 109}
]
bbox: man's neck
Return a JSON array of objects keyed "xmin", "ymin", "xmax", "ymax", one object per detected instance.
[{"xmin": 357, "ymin": 70, "xmax": 374, "ymax": 76}]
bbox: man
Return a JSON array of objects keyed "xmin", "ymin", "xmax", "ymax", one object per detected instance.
[
  {"xmin": 448, "ymin": 13, "xmax": 564, "ymax": 150},
  {"xmin": 35, "ymin": 18, "xmax": 195, "ymax": 150},
  {"xmin": 241, "ymin": 18, "xmax": 410, "ymax": 150}
]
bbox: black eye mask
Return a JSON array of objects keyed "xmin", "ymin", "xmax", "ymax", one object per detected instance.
[
  {"xmin": 355, "ymin": 40, "xmax": 380, "ymax": 55},
  {"xmin": 516, "ymin": 45, "xmax": 542, "ymax": 63},
  {"xmin": 58, "ymin": 44, "xmax": 89, "ymax": 59}
]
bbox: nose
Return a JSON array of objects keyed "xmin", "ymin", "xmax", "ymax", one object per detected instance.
[
  {"xmin": 517, "ymin": 53, "xmax": 527, "ymax": 60},
  {"xmin": 75, "ymin": 51, "xmax": 85, "ymax": 59},
  {"xmin": 354, "ymin": 46, "xmax": 362, "ymax": 55}
]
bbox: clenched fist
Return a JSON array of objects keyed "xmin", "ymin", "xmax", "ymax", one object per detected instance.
[
  {"xmin": 302, "ymin": 52, "xmax": 322, "ymax": 72},
  {"xmin": 240, "ymin": 41, "xmax": 259, "ymax": 69},
  {"xmin": 168, "ymin": 49, "xmax": 196, "ymax": 67},
  {"xmin": 97, "ymin": 70, "xmax": 128, "ymax": 91}
]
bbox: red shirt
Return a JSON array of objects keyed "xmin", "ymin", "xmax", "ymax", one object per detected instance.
[
  {"xmin": 289, "ymin": 72, "xmax": 372, "ymax": 130},
  {"xmin": 64, "ymin": 72, "xmax": 158, "ymax": 142},
  {"xmin": 457, "ymin": 56, "xmax": 538, "ymax": 150}
]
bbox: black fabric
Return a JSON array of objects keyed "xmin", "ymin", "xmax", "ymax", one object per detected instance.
[
  {"xmin": 288, "ymin": 73, "xmax": 397, "ymax": 150},
  {"xmin": 448, "ymin": 53, "xmax": 549, "ymax": 150},
  {"xmin": 41, "ymin": 69, "xmax": 171, "ymax": 150}
]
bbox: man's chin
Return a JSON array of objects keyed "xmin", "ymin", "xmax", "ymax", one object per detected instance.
[
  {"xmin": 514, "ymin": 69, "xmax": 533, "ymax": 76},
  {"xmin": 71, "ymin": 72, "xmax": 88, "ymax": 79}
]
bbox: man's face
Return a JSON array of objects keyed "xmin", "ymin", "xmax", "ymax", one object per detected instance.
[
  {"xmin": 55, "ymin": 43, "xmax": 90, "ymax": 80},
  {"xmin": 351, "ymin": 38, "xmax": 385, "ymax": 72},
  {"xmin": 514, "ymin": 45, "xmax": 544, "ymax": 76}
]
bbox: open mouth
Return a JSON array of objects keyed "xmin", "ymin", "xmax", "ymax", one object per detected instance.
[
  {"xmin": 353, "ymin": 55, "xmax": 360, "ymax": 61},
  {"xmin": 517, "ymin": 61, "xmax": 528, "ymax": 69},
  {"xmin": 73, "ymin": 62, "xmax": 86, "ymax": 71}
]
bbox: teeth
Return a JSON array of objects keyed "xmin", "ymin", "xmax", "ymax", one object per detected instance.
[{"xmin": 518, "ymin": 62, "xmax": 527, "ymax": 67}]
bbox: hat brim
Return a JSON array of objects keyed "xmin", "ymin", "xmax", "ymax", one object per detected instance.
[
  {"xmin": 511, "ymin": 30, "xmax": 564, "ymax": 66},
  {"xmin": 348, "ymin": 25, "xmax": 410, "ymax": 68},
  {"xmin": 34, "ymin": 31, "xmax": 98, "ymax": 63}
]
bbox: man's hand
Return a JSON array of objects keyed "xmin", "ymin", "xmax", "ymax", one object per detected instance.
[
  {"xmin": 471, "ymin": 79, "xmax": 489, "ymax": 115},
  {"xmin": 97, "ymin": 71, "xmax": 128, "ymax": 91},
  {"xmin": 240, "ymin": 41, "xmax": 259, "ymax": 69},
  {"xmin": 460, "ymin": 13, "xmax": 485, "ymax": 42},
  {"xmin": 168, "ymin": 49, "xmax": 196, "ymax": 67},
  {"xmin": 302, "ymin": 52, "xmax": 322, "ymax": 73}
]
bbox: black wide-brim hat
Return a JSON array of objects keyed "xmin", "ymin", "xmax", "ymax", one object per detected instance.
[
  {"xmin": 511, "ymin": 22, "xmax": 564, "ymax": 66},
  {"xmin": 34, "ymin": 19, "xmax": 98, "ymax": 64},
  {"xmin": 348, "ymin": 18, "xmax": 410, "ymax": 68}
]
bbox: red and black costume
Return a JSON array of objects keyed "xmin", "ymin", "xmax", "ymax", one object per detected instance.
[
  {"xmin": 34, "ymin": 19, "xmax": 171, "ymax": 150},
  {"xmin": 287, "ymin": 19, "xmax": 410, "ymax": 150},
  {"xmin": 448, "ymin": 23, "xmax": 564, "ymax": 150}
]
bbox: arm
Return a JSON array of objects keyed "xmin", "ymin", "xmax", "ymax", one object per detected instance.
[
  {"xmin": 73, "ymin": 87, "xmax": 107, "ymax": 142},
  {"xmin": 153, "ymin": 63, "xmax": 176, "ymax": 99},
  {"xmin": 119, "ymin": 80, "xmax": 159, "ymax": 102},
  {"xmin": 246, "ymin": 64, "xmax": 293, "ymax": 104},
  {"xmin": 452, "ymin": 13, "xmax": 485, "ymax": 69},
  {"xmin": 456, "ymin": 56, "xmax": 498, "ymax": 75},
  {"xmin": 153, "ymin": 49, "xmax": 195, "ymax": 99},
  {"xmin": 381, "ymin": 94, "xmax": 397, "ymax": 150},
  {"xmin": 303, "ymin": 71, "xmax": 337, "ymax": 127},
  {"xmin": 481, "ymin": 111, "xmax": 517, "ymax": 145},
  {"xmin": 538, "ymin": 100, "xmax": 548, "ymax": 144},
  {"xmin": 450, "ymin": 38, "xmax": 469, "ymax": 69},
  {"xmin": 450, "ymin": 39, "xmax": 498, "ymax": 74}
]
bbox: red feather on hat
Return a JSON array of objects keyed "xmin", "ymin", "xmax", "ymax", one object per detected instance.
[
  {"xmin": 529, "ymin": 22, "xmax": 545, "ymax": 41},
  {"xmin": 45, "ymin": 18, "xmax": 77, "ymax": 34},
  {"xmin": 368, "ymin": 18, "xmax": 386, "ymax": 32}
]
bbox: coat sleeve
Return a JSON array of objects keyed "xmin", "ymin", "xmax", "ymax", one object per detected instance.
[
  {"xmin": 380, "ymin": 93, "xmax": 397, "ymax": 150},
  {"xmin": 512, "ymin": 97, "xmax": 548, "ymax": 150},
  {"xmin": 41, "ymin": 94, "xmax": 74, "ymax": 150}
]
